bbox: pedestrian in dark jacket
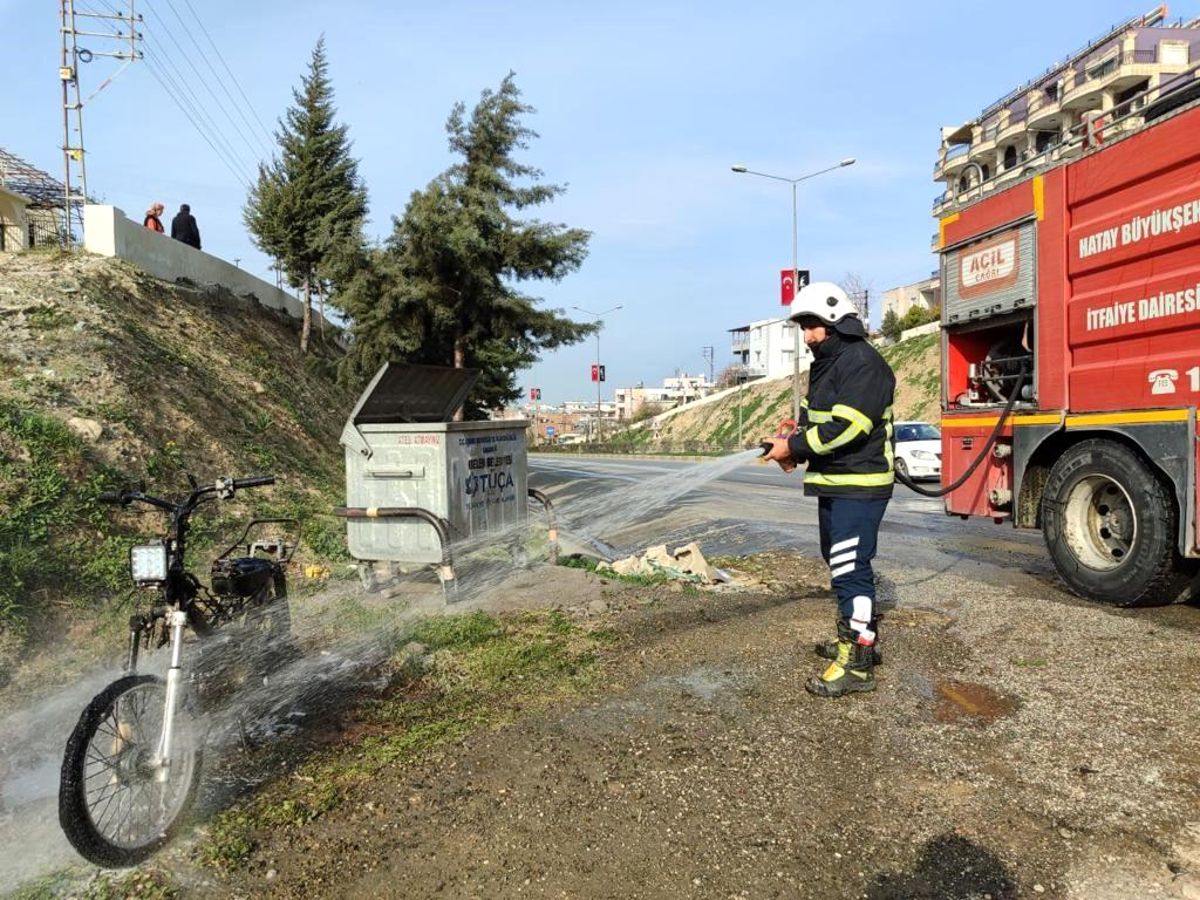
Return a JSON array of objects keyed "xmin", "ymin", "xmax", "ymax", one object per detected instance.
[
  {"xmin": 762, "ymin": 281, "xmax": 897, "ymax": 698},
  {"xmin": 170, "ymin": 203, "xmax": 201, "ymax": 249}
]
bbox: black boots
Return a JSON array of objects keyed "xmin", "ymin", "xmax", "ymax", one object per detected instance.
[
  {"xmin": 814, "ymin": 616, "xmax": 882, "ymax": 666},
  {"xmin": 806, "ymin": 619, "xmax": 876, "ymax": 698}
]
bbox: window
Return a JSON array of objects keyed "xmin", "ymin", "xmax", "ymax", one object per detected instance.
[
  {"xmin": 895, "ymin": 424, "xmax": 941, "ymax": 442},
  {"xmin": 1003, "ymin": 145, "xmax": 1018, "ymax": 170}
]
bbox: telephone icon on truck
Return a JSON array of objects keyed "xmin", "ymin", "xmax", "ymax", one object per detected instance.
[{"xmin": 1148, "ymin": 369, "xmax": 1178, "ymax": 395}]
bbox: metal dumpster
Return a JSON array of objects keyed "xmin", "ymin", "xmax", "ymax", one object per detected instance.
[{"xmin": 339, "ymin": 363, "xmax": 529, "ymax": 566}]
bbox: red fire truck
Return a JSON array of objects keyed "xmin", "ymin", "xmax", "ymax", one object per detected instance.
[{"xmin": 938, "ymin": 74, "xmax": 1200, "ymax": 606}]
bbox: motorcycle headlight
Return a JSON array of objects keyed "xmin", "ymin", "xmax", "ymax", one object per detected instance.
[
  {"xmin": 911, "ymin": 449, "xmax": 937, "ymax": 461},
  {"xmin": 130, "ymin": 543, "xmax": 168, "ymax": 584}
]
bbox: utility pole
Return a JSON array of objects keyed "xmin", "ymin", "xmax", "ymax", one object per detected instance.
[
  {"xmin": 59, "ymin": 0, "xmax": 142, "ymax": 246},
  {"xmin": 702, "ymin": 345, "xmax": 714, "ymax": 384},
  {"xmin": 731, "ymin": 158, "xmax": 856, "ymax": 421},
  {"xmin": 573, "ymin": 304, "xmax": 622, "ymax": 444}
]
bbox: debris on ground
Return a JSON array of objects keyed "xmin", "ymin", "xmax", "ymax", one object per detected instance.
[{"xmin": 598, "ymin": 542, "xmax": 730, "ymax": 585}]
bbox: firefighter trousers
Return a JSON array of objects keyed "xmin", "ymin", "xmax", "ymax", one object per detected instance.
[{"xmin": 817, "ymin": 495, "xmax": 890, "ymax": 642}]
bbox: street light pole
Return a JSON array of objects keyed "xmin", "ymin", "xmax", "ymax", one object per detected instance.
[
  {"xmin": 573, "ymin": 304, "xmax": 622, "ymax": 444},
  {"xmin": 731, "ymin": 157, "xmax": 856, "ymax": 422}
]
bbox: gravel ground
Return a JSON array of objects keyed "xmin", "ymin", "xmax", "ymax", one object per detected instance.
[{"xmin": 185, "ymin": 553, "xmax": 1200, "ymax": 900}]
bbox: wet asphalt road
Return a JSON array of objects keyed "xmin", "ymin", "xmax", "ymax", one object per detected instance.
[
  {"xmin": 529, "ymin": 453, "xmax": 1053, "ymax": 588},
  {"xmin": 528, "ymin": 453, "xmax": 1200, "ymax": 632}
]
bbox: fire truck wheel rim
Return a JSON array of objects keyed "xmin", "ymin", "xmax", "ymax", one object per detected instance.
[{"xmin": 1062, "ymin": 473, "xmax": 1136, "ymax": 571}]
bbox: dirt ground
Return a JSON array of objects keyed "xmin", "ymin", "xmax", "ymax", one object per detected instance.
[{"xmin": 173, "ymin": 554, "xmax": 1200, "ymax": 900}]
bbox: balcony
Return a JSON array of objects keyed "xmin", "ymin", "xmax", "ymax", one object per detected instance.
[
  {"xmin": 1026, "ymin": 90, "xmax": 1062, "ymax": 127},
  {"xmin": 935, "ymin": 143, "xmax": 970, "ymax": 180},
  {"xmin": 997, "ymin": 106, "xmax": 1027, "ymax": 142},
  {"xmin": 1063, "ymin": 49, "xmax": 1161, "ymax": 110},
  {"xmin": 731, "ymin": 337, "xmax": 749, "ymax": 353},
  {"xmin": 976, "ymin": 121, "xmax": 1001, "ymax": 152}
]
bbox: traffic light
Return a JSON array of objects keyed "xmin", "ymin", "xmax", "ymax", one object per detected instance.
[{"xmin": 591, "ymin": 364, "xmax": 599, "ymax": 382}]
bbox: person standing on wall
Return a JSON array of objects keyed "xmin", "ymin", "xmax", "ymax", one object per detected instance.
[
  {"xmin": 142, "ymin": 202, "xmax": 165, "ymax": 233},
  {"xmin": 170, "ymin": 203, "xmax": 201, "ymax": 250},
  {"xmin": 761, "ymin": 281, "xmax": 897, "ymax": 698}
]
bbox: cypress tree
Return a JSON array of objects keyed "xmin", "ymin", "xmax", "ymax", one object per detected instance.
[
  {"xmin": 340, "ymin": 73, "xmax": 593, "ymax": 417},
  {"xmin": 244, "ymin": 37, "xmax": 367, "ymax": 352}
]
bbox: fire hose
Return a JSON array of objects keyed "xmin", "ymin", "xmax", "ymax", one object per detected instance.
[{"xmin": 761, "ymin": 368, "xmax": 1029, "ymax": 500}]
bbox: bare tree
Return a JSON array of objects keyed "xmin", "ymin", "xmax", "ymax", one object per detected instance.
[
  {"xmin": 715, "ymin": 363, "xmax": 743, "ymax": 389},
  {"xmin": 839, "ymin": 272, "xmax": 873, "ymax": 325}
]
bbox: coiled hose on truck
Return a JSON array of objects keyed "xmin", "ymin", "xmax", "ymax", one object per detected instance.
[{"xmin": 893, "ymin": 369, "xmax": 1028, "ymax": 499}]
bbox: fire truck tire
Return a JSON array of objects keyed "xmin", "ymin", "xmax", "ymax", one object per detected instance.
[{"xmin": 1042, "ymin": 439, "xmax": 1189, "ymax": 607}]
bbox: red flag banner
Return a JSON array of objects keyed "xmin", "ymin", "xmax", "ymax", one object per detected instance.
[{"xmin": 780, "ymin": 269, "xmax": 795, "ymax": 305}]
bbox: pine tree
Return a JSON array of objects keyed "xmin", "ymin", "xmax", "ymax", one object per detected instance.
[
  {"xmin": 881, "ymin": 308, "xmax": 902, "ymax": 342},
  {"xmin": 244, "ymin": 37, "xmax": 367, "ymax": 352},
  {"xmin": 340, "ymin": 73, "xmax": 593, "ymax": 417}
]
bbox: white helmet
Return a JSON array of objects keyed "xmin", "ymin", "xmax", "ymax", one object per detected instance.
[{"xmin": 787, "ymin": 281, "xmax": 859, "ymax": 326}]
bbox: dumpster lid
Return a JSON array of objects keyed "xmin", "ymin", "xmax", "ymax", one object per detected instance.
[{"xmin": 350, "ymin": 363, "xmax": 481, "ymax": 424}]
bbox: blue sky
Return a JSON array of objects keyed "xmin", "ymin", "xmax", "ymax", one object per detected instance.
[{"xmin": 0, "ymin": 1, "xmax": 1183, "ymax": 404}]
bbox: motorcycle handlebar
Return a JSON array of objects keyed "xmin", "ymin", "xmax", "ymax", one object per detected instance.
[
  {"xmin": 97, "ymin": 490, "xmax": 126, "ymax": 505},
  {"xmin": 232, "ymin": 475, "xmax": 275, "ymax": 490}
]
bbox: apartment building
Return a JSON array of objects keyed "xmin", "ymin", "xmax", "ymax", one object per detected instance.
[
  {"xmin": 882, "ymin": 275, "xmax": 941, "ymax": 321},
  {"xmin": 932, "ymin": 8, "xmax": 1200, "ymax": 216},
  {"xmin": 729, "ymin": 317, "xmax": 813, "ymax": 382}
]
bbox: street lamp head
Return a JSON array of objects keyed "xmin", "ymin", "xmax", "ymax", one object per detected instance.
[
  {"xmin": 731, "ymin": 164, "xmax": 748, "ymax": 173},
  {"xmin": 840, "ymin": 158, "xmax": 856, "ymax": 167}
]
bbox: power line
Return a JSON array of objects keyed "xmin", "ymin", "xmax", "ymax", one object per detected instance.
[
  {"xmin": 138, "ymin": 22, "xmax": 257, "ymax": 184},
  {"xmin": 140, "ymin": 0, "xmax": 261, "ymax": 174},
  {"xmin": 141, "ymin": 52, "xmax": 251, "ymax": 190},
  {"xmin": 141, "ymin": 40, "xmax": 255, "ymax": 187},
  {"xmin": 180, "ymin": 0, "xmax": 276, "ymax": 151},
  {"xmin": 162, "ymin": 0, "xmax": 273, "ymax": 158},
  {"xmin": 86, "ymin": 0, "xmax": 257, "ymax": 187}
]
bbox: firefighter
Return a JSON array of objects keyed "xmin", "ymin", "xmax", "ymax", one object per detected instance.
[{"xmin": 761, "ymin": 282, "xmax": 896, "ymax": 698}]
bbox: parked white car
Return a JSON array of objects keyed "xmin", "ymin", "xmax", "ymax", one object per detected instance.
[{"xmin": 893, "ymin": 421, "xmax": 941, "ymax": 481}]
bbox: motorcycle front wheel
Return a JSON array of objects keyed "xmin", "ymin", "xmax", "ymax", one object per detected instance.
[{"xmin": 59, "ymin": 674, "xmax": 202, "ymax": 867}]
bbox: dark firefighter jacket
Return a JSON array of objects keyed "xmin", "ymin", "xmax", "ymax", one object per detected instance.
[{"xmin": 786, "ymin": 322, "xmax": 897, "ymax": 498}]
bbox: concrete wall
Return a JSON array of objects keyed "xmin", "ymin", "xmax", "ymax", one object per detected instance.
[
  {"xmin": 898, "ymin": 320, "xmax": 941, "ymax": 342},
  {"xmin": 83, "ymin": 204, "xmax": 322, "ymax": 326},
  {"xmin": 0, "ymin": 186, "xmax": 28, "ymax": 251}
]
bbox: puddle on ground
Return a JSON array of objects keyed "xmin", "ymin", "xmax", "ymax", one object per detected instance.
[{"xmin": 934, "ymin": 679, "xmax": 1019, "ymax": 725}]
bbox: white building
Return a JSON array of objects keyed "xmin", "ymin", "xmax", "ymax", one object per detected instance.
[
  {"xmin": 562, "ymin": 400, "xmax": 618, "ymax": 418},
  {"xmin": 729, "ymin": 317, "xmax": 812, "ymax": 381},
  {"xmin": 882, "ymin": 275, "xmax": 941, "ymax": 322},
  {"xmin": 614, "ymin": 373, "xmax": 715, "ymax": 421}
]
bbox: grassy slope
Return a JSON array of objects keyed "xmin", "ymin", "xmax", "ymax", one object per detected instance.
[{"xmin": 0, "ymin": 251, "xmax": 357, "ymax": 673}]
